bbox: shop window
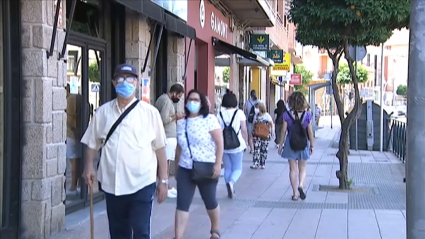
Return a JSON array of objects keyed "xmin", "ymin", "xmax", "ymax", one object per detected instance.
[
  {"xmin": 67, "ymin": 50, "xmax": 79, "ymax": 73},
  {"xmin": 67, "ymin": 0, "xmax": 102, "ymax": 38}
]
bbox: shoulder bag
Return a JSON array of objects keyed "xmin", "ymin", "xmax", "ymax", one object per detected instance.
[
  {"xmin": 103, "ymin": 100, "xmax": 140, "ymax": 146},
  {"xmin": 254, "ymin": 115, "xmax": 270, "ymax": 139},
  {"xmin": 98, "ymin": 99, "xmax": 139, "ymax": 192},
  {"xmin": 185, "ymin": 119, "xmax": 218, "ymax": 182}
]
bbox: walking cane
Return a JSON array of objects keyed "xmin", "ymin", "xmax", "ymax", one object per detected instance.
[{"xmin": 89, "ymin": 184, "xmax": 94, "ymax": 239}]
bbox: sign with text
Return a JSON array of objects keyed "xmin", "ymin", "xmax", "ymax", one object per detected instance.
[
  {"xmin": 250, "ymin": 34, "xmax": 269, "ymax": 51},
  {"xmin": 290, "ymin": 74, "xmax": 302, "ymax": 85},
  {"xmin": 268, "ymin": 49, "xmax": 283, "ymax": 63},
  {"xmin": 152, "ymin": 0, "xmax": 187, "ymax": 21},
  {"xmin": 272, "ymin": 53, "xmax": 291, "ymax": 71}
]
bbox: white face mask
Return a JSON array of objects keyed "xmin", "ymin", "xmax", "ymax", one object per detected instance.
[{"xmin": 254, "ymin": 108, "xmax": 260, "ymax": 114}]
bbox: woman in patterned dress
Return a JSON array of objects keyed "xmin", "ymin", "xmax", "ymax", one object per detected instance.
[{"xmin": 250, "ymin": 102, "xmax": 274, "ymax": 169}]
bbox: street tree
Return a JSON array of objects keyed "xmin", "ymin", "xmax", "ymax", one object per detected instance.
[
  {"xmin": 294, "ymin": 65, "xmax": 313, "ymax": 96},
  {"xmin": 396, "ymin": 85, "xmax": 407, "ymax": 97},
  {"xmin": 337, "ymin": 63, "xmax": 368, "ymax": 84},
  {"xmin": 222, "ymin": 67, "xmax": 230, "ymax": 83},
  {"xmin": 290, "ymin": 0, "xmax": 409, "ymax": 189}
]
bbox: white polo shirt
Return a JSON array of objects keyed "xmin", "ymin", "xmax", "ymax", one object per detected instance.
[{"xmin": 81, "ymin": 98, "xmax": 167, "ymax": 196}]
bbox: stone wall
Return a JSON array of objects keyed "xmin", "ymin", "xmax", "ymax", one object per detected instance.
[
  {"xmin": 20, "ymin": 0, "xmax": 67, "ymax": 238},
  {"xmin": 124, "ymin": 10, "xmax": 152, "ymax": 100},
  {"xmin": 167, "ymin": 34, "xmax": 185, "ymax": 112}
]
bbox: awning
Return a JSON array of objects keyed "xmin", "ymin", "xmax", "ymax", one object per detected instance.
[
  {"xmin": 116, "ymin": 0, "xmax": 195, "ymax": 39},
  {"xmin": 212, "ymin": 37, "xmax": 272, "ymax": 67},
  {"xmin": 291, "ymin": 52, "xmax": 303, "ymax": 64}
]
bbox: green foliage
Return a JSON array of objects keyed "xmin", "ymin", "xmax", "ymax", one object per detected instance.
[
  {"xmin": 396, "ymin": 84, "xmax": 407, "ymax": 96},
  {"xmin": 88, "ymin": 62, "xmax": 100, "ymax": 83},
  {"xmin": 337, "ymin": 63, "xmax": 368, "ymax": 84},
  {"xmin": 222, "ymin": 67, "xmax": 230, "ymax": 83},
  {"xmin": 294, "ymin": 65, "xmax": 313, "ymax": 95},
  {"xmin": 289, "ymin": 0, "xmax": 410, "ymax": 49}
]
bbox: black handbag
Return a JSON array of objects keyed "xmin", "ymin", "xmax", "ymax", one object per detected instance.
[{"xmin": 185, "ymin": 120, "xmax": 218, "ymax": 182}]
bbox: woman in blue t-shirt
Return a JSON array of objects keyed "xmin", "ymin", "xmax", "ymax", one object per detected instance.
[{"xmin": 278, "ymin": 92, "xmax": 314, "ymax": 201}]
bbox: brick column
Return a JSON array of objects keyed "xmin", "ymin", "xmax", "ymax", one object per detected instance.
[
  {"xmin": 20, "ymin": 0, "xmax": 67, "ymax": 238},
  {"xmin": 124, "ymin": 11, "xmax": 151, "ymax": 101}
]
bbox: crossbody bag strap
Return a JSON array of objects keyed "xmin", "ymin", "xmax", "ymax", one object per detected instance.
[
  {"xmin": 104, "ymin": 100, "xmax": 140, "ymax": 146},
  {"xmin": 185, "ymin": 119, "xmax": 193, "ymax": 159}
]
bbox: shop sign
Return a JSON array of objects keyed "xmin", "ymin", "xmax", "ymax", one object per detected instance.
[
  {"xmin": 141, "ymin": 78, "xmax": 151, "ymax": 103},
  {"xmin": 200, "ymin": 0, "xmax": 205, "ymax": 28},
  {"xmin": 211, "ymin": 12, "xmax": 228, "ymax": 39},
  {"xmin": 152, "ymin": 0, "xmax": 188, "ymax": 21},
  {"xmin": 268, "ymin": 49, "xmax": 283, "ymax": 63},
  {"xmin": 290, "ymin": 74, "xmax": 302, "ymax": 85},
  {"xmin": 272, "ymin": 53, "xmax": 291, "ymax": 71},
  {"xmin": 250, "ymin": 34, "xmax": 269, "ymax": 51}
]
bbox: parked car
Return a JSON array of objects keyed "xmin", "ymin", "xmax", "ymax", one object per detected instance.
[{"xmin": 396, "ymin": 105, "xmax": 407, "ymax": 116}]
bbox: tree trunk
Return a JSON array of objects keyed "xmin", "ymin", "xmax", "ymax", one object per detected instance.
[
  {"xmin": 336, "ymin": 125, "xmax": 349, "ymax": 189},
  {"xmin": 327, "ymin": 43, "xmax": 363, "ymax": 190}
]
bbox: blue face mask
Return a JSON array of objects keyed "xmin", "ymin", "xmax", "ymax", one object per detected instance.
[
  {"xmin": 186, "ymin": 101, "xmax": 201, "ymax": 114},
  {"xmin": 115, "ymin": 81, "xmax": 135, "ymax": 98}
]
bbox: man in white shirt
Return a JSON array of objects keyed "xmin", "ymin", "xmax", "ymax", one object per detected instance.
[{"xmin": 81, "ymin": 64, "xmax": 168, "ymax": 239}]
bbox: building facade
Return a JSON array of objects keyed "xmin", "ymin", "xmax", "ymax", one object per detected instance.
[{"xmin": 1, "ymin": 0, "xmax": 295, "ymax": 238}]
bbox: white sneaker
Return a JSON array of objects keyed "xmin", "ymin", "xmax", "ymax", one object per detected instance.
[
  {"xmin": 66, "ymin": 188, "xmax": 80, "ymax": 196},
  {"xmin": 167, "ymin": 189, "xmax": 177, "ymax": 198},
  {"xmin": 169, "ymin": 187, "xmax": 177, "ymax": 195}
]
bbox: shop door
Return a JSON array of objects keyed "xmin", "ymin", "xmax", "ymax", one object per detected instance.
[{"xmin": 65, "ymin": 34, "xmax": 107, "ymax": 214}]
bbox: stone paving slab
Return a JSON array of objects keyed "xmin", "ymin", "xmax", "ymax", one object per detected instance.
[{"xmin": 52, "ymin": 117, "xmax": 407, "ymax": 239}]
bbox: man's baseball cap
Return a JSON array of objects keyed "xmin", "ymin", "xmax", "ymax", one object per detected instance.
[{"xmin": 113, "ymin": 64, "xmax": 138, "ymax": 78}]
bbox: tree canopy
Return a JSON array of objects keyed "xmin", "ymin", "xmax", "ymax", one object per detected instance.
[
  {"xmin": 396, "ymin": 85, "xmax": 407, "ymax": 96},
  {"xmin": 290, "ymin": 0, "xmax": 410, "ymax": 49},
  {"xmin": 294, "ymin": 65, "xmax": 313, "ymax": 95},
  {"xmin": 337, "ymin": 63, "xmax": 368, "ymax": 84},
  {"xmin": 222, "ymin": 67, "xmax": 230, "ymax": 83}
]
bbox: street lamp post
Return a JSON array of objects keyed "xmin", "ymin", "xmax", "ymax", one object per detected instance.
[{"xmin": 406, "ymin": 0, "xmax": 425, "ymax": 238}]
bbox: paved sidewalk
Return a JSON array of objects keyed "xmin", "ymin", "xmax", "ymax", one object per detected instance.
[{"xmin": 52, "ymin": 116, "xmax": 406, "ymax": 239}]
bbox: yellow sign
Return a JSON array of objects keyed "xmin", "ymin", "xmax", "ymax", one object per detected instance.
[
  {"xmin": 257, "ymin": 35, "xmax": 265, "ymax": 44},
  {"xmin": 272, "ymin": 53, "xmax": 291, "ymax": 71}
]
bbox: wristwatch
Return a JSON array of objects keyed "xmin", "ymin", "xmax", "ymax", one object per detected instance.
[{"xmin": 159, "ymin": 179, "xmax": 169, "ymax": 185}]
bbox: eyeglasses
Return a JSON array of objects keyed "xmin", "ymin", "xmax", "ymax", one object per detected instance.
[{"xmin": 114, "ymin": 76, "xmax": 137, "ymax": 83}]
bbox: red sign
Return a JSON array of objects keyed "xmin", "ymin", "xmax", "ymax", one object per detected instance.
[{"xmin": 290, "ymin": 74, "xmax": 302, "ymax": 85}]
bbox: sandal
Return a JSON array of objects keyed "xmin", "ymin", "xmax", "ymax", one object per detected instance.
[
  {"xmin": 292, "ymin": 195, "xmax": 299, "ymax": 201},
  {"xmin": 298, "ymin": 187, "xmax": 306, "ymax": 200},
  {"xmin": 210, "ymin": 229, "xmax": 221, "ymax": 239}
]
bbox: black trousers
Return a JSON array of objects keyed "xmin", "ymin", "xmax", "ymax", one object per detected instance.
[{"xmin": 105, "ymin": 183, "xmax": 156, "ymax": 239}]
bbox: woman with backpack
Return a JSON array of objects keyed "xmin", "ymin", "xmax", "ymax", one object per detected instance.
[
  {"xmin": 278, "ymin": 92, "xmax": 314, "ymax": 201},
  {"xmin": 251, "ymin": 102, "xmax": 274, "ymax": 169},
  {"xmin": 217, "ymin": 91, "xmax": 248, "ymax": 199},
  {"xmin": 274, "ymin": 100, "xmax": 286, "ymax": 148}
]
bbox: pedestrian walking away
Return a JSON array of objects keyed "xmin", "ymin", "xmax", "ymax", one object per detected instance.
[
  {"xmin": 217, "ymin": 91, "xmax": 248, "ymax": 199},
  {"xmin": 251, "ymin": 102, "xmax": 274, "ymax": 169},
  {"xmin": 174, "ymin": 89, "xmax": 224, "ymax": 239},
  {"xmin": 81, "ymin": 63, "xmax": 168, "ymax": 239},
  {"xmin": 315, "ymin": 103, "xmax": 322, "ymax": 126},
  {"xmin": 278, "ymin": 92, "xmax": 314, "ymax": 201},
  {"xmin": 274, "ymin": 99, "xmax": 286, "ymax": 148},
  {"xmin": 154, "ymin": 83, "xmax": 186, "ymax": 199},
  {"xmin": 243, "ymin": 90, "xmax": 260, "ymax": 154}
]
